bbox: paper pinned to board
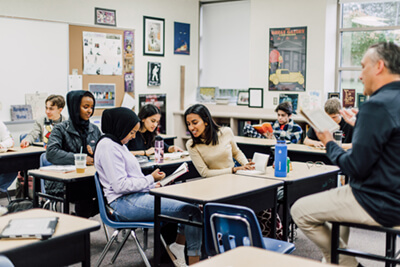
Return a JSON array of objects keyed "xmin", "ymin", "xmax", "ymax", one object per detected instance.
[
  {"xmin": 68, "ymin": 75, "xmax": 82, "ymax": 91},
  {"xmin": 121, "ymin": 92, "xmax": 135, "ymax": 110}
]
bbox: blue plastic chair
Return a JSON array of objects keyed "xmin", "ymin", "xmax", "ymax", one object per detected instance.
[
  {"xmin": 204, "ymin": 203, "xmax": 295, "ymax": 256},
  {"xmin": 94, "ymin": 173, "xmax": 154, "ymax": 267},
  {"xmin": 0, "ymin": 173, "xmax": 16, "ymax": 202}
]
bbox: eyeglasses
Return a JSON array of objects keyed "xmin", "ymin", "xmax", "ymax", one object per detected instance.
[{"xmin": 306, "ymin": 161, "xmax": 325, "ymax": 169}]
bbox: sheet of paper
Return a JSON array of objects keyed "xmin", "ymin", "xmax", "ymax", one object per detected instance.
[
  {"xmin": 121, "ymin": 92, "xmax": 135, "ymax": 110},
  {"xmin": 68, "ymin": 75, "xmax": 82, "ymax": 91}
]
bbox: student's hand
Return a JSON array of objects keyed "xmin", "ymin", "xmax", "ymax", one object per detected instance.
[
  {"xmin": 20, "ymin": 139, "xmax": 30, "ymax": 148},
  {"xmin": 87, "ymin": 145, "xmax": 94, "ymax": 156},
  {"xmin": 152, "ymin": 168, "xmax": 165, "ymax": 181},
  {"xmin": 146, "ymin": 147, "xmax": 155, "ymax": 156},
  {"xmin": 340, "ymin": 108, "xmax": 358, "ymax": 127},
  {"xmin": 263, "ymin": 132, "xmax": 274, "ymax": 139},
  {"xmin": 245, "ymin": 161, "xmax": 255, "ymax": 168},
  {"xmin": 168, "ymin": 145, "xmax": 183, "ymax": 153},
  {"xmin": 312, "ymin": 141, "xmax": 325, "ymax": 148},
  {"xmin": 315, "ymin": 130, "xmax": 334, "ymax": 147},
  {"xmin": 86, "ymin": 156, "xmax": 94, "ymax": 166},
  {"xmin": 154, "ymin": 182, "xmax": 161, "ymax": 188}
]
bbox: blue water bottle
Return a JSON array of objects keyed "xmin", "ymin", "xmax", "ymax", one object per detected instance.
[{"xmin": 274, "ymin": 137, "xmax": 287, "ymax": 177}]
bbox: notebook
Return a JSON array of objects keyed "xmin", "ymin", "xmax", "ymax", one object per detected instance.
[
  {"xmin": 236, "ymin": 152, "xmax": 270, "ymax": 176},
  {"xmin": 0, "ymin": 217, "xmax": 59, "ymax": 240}
]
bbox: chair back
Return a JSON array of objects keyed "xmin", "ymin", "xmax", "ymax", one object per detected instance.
[
  {"xmin": 94, "ymin": 173, "xmax": 115, "ymax": 226},
  {"xmin": 204, "ymin": 203, "xmax": 266, "ymax": 256},
  {"xmin": 39, "ymin": 153, "xmax": 52, "ymax": 167}
]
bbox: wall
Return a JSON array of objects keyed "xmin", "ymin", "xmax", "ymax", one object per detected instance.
[{"xmin": 0, "ymin": 0, "xmax": 200, "ymax": 136}]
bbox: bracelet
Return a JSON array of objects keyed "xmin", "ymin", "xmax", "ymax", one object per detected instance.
[
  {"xmin": 144, "ymin": 150, "xmax": 146, "ymax": 156},
  {"xmin": 232, "ymin": 167, "xmax": 236, "ymax": 174}
]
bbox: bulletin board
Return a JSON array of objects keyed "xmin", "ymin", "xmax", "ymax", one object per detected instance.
[{"xmin": 69, "ymin": 25, "xmax": 135, "ymax": 117}]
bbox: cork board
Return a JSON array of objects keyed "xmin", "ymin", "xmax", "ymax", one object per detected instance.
[{"xmin": 69, "ymin": 25, "xmax": 134, "ymax": 116}]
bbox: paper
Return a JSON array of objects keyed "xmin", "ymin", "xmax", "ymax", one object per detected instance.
[
  {"xmin": 236, "ymin": 152, "xmax": 269, "ymax": 175},
  {"xmin": 40, "ymin": 165, "xmax": 76, "ymax": 173},
  {"xmin": 160, "ymin": 162, "xmax": 189, "ymax": 187},
  {"xmin": 25, "ymin": 92, "xmax": 48, "ymax": 120},
  {"xmin": 121, "ymin": 92, "xmax": 135, "ymax": 110},
  {"xmin": 300, "ymin": 107, "xmax": 340, "ymax": 133},
  {"xmin": 68, "ymin": 75, "xmax": 82, "ymax": 91}
]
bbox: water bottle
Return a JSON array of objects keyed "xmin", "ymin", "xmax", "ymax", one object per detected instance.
[
  {"xmin": 274, "ymin": 137, "xmax": 287, "ymax": 177},
  {"xmin": 154, "ymin": 136, "xmax": 164, "ymax": 163}
]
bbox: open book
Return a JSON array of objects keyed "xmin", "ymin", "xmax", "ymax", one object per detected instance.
[
  {"xmin": 159, "ymin": 162, "xmax": 189, "ymax": 187},
  {"xmin": 253, "ymin": 122, "xmax": 273, "ymax": 134},
  {"xmin": 236, "ymin": 152, "xmax": 270, "ymax": 176},
  {"xmin": 300, "ymin": 107, "xmax": 340, "ymax": 133},
  {"xmin": 40, "ymin": 165, "xmax": 76, "ymax": 173}
]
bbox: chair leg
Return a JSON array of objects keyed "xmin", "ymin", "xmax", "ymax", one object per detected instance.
[
  {"xmin": 110, "ymin": 229, "xmax": 131, "ymax": 264},
  {"xmin": 143, "ymin": 228, "xmax": 149, "ymax": 251},
  {"xmin": 95, "ymin": 230, "xmax": 120, "ymax": 267},
  {"xmin": 131, "ymin": 229, "xmax": 151, "ymax": 267},
  {"xmin": 102, "ymin": 223, "xmax": 109, "ymax": 243}
]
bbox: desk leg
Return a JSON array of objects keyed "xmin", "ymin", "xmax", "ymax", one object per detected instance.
[
  {"xmin": 154, "ymin": 195, "xmax": 161, "ymax": 267},
  {"xmin": 63, "ymin": 183, "xmax": 69, "ymax": 214},
  {"xmin": 271, "ymin": 190, "xmax": 277, "ymax": 239},
  {"xmin": 23, "ymin": 170, "xmax": 29, "ymax": 199},
  {"xmin": 32, "ymin": 176, "xmax": 40, "ymax": 208},
  {"xmin": 282, "ymin": 185, "xmax": 289, "ymax": 241},
  {"xmin": 82, "ymin": 233, "xmax": 91, "ymax": 267}
]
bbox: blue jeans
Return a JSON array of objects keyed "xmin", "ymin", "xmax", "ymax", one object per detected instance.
[{"xmin": 110, "ymin": 192, "xmax": 202, "ymax": 256}]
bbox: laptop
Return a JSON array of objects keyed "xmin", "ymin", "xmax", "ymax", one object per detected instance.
[{"xmin": 0, "ymin": 217, "xmax": 59, "ymax": 240}]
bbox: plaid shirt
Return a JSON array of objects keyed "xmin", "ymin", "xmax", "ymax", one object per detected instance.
[{"xmin": 243, "ymin": 119, "xmax": 303, "ymax": 144}]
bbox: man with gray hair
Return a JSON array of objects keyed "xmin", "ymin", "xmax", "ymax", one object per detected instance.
[{"xmin": 291, "ymin": 41, "xmax": 400, "ymax": 266}]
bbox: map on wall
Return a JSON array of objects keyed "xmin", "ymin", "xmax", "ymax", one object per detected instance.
[{"xmin": 83, "ymin": 31, "xmax": 123, "ymax": 75}]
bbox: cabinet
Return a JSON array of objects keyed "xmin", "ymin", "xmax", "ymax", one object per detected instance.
[{"xmin": 173, "ymin": 104, "xmax": 307, "ymax": 148}]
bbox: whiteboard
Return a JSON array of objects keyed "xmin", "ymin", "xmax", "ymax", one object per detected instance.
[{"xmin": 0, "ymin": 17, "xmax": 68, "ymax": 122}]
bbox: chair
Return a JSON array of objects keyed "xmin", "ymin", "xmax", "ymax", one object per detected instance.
[
  {"xmin": 39, "ymin": 153, "xmax": 58, "ymax": 211},
  {"xmin": 203, "ymin": 203, "xmax": 295, "ymax": 256},
  {"xmin": 331, "ymin": 221, "xmax": 400, "ymax": 267},
  {"xmin": 94, "ymin": 173, "xmax": 154, "ymax": 267},
  {"xmin": 0, "ymin": 255, "xmax": 14, "ymax": 267},
  {"xmin": 0, "ymin": 173, "xmax": 17, "ymax": 202}
]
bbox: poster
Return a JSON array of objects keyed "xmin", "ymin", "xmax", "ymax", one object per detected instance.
[
  {"xmin": 268, "ymin": 27, "xmax": 307, "ymax": 91},
  {"xmin": 357, "ymin": 93, "xmax": 367, "ymax": 108},
  {"xmin": 174, "ymin": 22, "xmax": 190, "ymax": 55},
  {"xmin": 89, "ymin": 83, "xmax": 116, "ymax": 108},
  {"xmin": 124, "ymin": 73, "xmax": 134, "ymax": 93},
  {"xmin": 148, "ymin": 62, "xmax": 161, "ymax": 86},
  {"xmin": 328, "ymin": 92, "xmax": 340, "ymax": 99},
  {"xmin": 83, "ymin": 31, "xmax": 123, "ymax": 75},
  {"xmin": 139, "ymin": 94, "xmax": 166, "ymax": 134},
  {"xmin": 196, "ymin": 87, "xmax": 217, "ymax": 103},
  {"xmin": 25, "ymin": 92, "xmax": 48, "ymax": 120},
  {"xmin": 279, "ymin": 94, "xmax": 299, "ymax": 114},
  {"xmin": 342, "ymin": 89, "xmax": 356, "ymax": 108}
]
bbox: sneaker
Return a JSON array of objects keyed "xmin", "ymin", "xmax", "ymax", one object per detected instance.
[{"xmin": 168, "ymin": 243, "xmax": 187, "ymax": 267}]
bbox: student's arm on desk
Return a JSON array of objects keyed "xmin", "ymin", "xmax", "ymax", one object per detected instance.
[
  {"xmin": 46, "ymin": 126, "xmax": 74, "ymax": 165},
  {"xmin": 304, "ymin": 136, "xmax": 325, "ymax": 148},
  {"xmin": 21, "ymin": 119, "xmax": 43, "ymax": 147},
  {"xmin": 227, "ymin": 128, "xmax": 248, "ymax": 166},
  {"xmin": 131, "ymin": 147, "xmax": 154, "ymax": 157}
]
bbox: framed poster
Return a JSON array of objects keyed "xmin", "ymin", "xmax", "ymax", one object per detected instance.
[
  {"xmin": 342, "ymin": 89, "xmax": 356, "ymax": 108},
  {"xmin": 95, "ymin": 8, "xmax": 116, "ymax": 26},
  {"xmin": 268, "ymin": 27, "xmax": 307, "ymax": 91},
  {"xmin": 138, "ymin": 94, "xmax": 166, "ymax": 134},
  {"xmin": 248, "ymin": 88, "xmax": 263, "ymax": 108},
  {"xmin": 89, "ymin": 83, "xmax": 116, "ymax": 108},
  {"xmin": 143, "ymin": 16, "xmax": 165, "ymax": 56},
  {"xmin": 279, "ymin": 93, "xmax": 299, "ymax": 114},
  {"xmin": 174, "ymin": 22, "xmax": 190, "ymax": 55},
  {"xmin": 328, "ymin": 92, "xmax": 340, "ymax": 99},
  {"xmin": 357, "ymin": 93, "xmax": 367, "ymax": 108},
  {"xmin": 196, "ymin": 87, "xmax": 217, "ymax": 103},
  {"xmin": 148, "ymin": 62, "xmax": 161, "ymax": 86},
  {"xmin": 237, "ymin": 90, "xmax": 249, "ymax": 106}
]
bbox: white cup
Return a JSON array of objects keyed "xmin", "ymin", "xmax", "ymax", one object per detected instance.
[{"xmin": 74, "ymin": 153, "xmax": 87, "ymax": 173}]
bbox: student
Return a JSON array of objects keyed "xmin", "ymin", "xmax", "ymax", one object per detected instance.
[
  {"xmin": 95, "ymin": 107, "xmax": 202, "ymax": 266},
  {"xmin": 20, "ymin": 95, "xmax": 66, "ymax": 148},
  {"xmin": 243, "ymin": 101, "xmax": 303, "ymax": 143},
  {"xmin": 185, "ymin": 104, "xmax": 283, "ymax": 238},
  {"xmin": 0, "ymin": 121, "xmax": 16, "ymax": 193},
  {"xmin": 46, "ymin": 90, "xmax": 101, "ymax": 218},
  {"xmin": 303, "ymin": 98, "xmax": 353, "ymax": 149},
  {"xmin": 291, "ymin": 42, "xmax": 400, "ymax": 266},
  {"xmin": 127, "ymin": 104, "xmax": 183, "ymax": 156}
]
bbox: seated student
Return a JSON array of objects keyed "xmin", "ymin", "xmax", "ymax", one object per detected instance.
[
  {"xmin": 0, "ymin": 121, "xmax": 16, "ymax": 193},
  {"xmin": 20, "ymin": 95, "xmax": 66, "ymax": 148},
  {"xmin": 127, "ymin": 104, "xmax": 183, "ymax": 156},
  {"xmin": 303, "ymin": 98, "xmax": 353, "ymax": 150},
  {"xmin": 185, "ymin": 104, "xmax": 283, "ymax": 239},
  {"xmin": 46, "ymin": 90, "xmax": 101, "ymax": 218},
  {"xmin": 95, "ymin": 107, "xmax": 202, "ymax": 266},
  {"xmin": 243, "ymin": 101, "xmax": 303, "ymax": 144}
]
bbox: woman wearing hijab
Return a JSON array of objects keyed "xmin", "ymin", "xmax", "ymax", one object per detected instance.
[
  {"xmin": 46, "ymin": 90, "xmax": 102, "ymax": 217},
  {"xmin": 95, "ymin": 107, "xmax": 202, "ymax": 266}
]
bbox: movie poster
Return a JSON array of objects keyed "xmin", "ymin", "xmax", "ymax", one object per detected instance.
[{"xmin": 268, "ymin": 27, "xmax": 307, "ymax": 91}]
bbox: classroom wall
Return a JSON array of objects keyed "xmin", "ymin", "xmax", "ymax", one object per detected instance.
[
  {"xmin": 0, "ymin": 0, "xmax": 200, "ymax": 135},
  {"xmin": 249, "ymin": 0, "xmax": 338, "ymax": 109}
]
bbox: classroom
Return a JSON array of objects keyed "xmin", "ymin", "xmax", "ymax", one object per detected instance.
[{"xmin": 1, "ymin": 0, "xmax": 400, "ymax": 266}]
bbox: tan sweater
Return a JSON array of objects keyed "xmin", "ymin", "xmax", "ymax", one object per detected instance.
[{"xmin": 186, "ymin": 127, "xmax": 248, "ymax": 178}]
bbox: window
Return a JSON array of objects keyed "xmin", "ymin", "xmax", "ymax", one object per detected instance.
[{"xmin": 338, "ymin": 1, "xmax": 400, "ymax": 96}]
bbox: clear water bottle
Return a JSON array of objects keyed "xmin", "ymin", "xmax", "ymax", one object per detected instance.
[
  {"xmin": 154, "ymin": 136, "xmax": 164, "ymax": 163},
  {"xmin": 274, "ymin": 137, "xmax": 287, "ymax": 177}
]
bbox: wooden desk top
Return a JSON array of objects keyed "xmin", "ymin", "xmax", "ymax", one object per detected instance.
[
  {"xmin": 0, "ymin": 146, "xmax": 45, "ymax": 158},
  {"xmin": 246, "ymin": 161, "xmax": 340, "ymax": 182},
  {"xmin": 150, "ymin": 174, "xmax": 283, "ymax": 203},
  {"xmin": 287, "ymin": 144, "xmax": 326, "ymax": 154},
  {"xmin": 0, "ymin": 209, "xmax": 100, "ymax": 252},
  {"xmin": 141, "ymin": 156, "xmax": 192, "ymax": 169},
  {"xmin": 28, "ymin": 165, "xmax": 96, "ymax": 181},
  {"xmin": 192, "ymin": 246, "xmax": 340, "ymax": 267},
  {"xmin": 234, "ymin": 136, "xmax": 277, "ymax": 146}
]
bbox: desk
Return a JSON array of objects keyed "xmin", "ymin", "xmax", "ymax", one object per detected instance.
[
  {"xmin": 234, "ymin": 136, "xmax": 276, "ymax": 158},
  {"xmin": 141, "ymin": 156, "xmax": 199, "ymax": 180},
  {"xmin": 248, "ymin": 161, "xmax": 340, "ymax": 241},
  {"xmin": 0, "ymin": 209, "xmax": 100, "ymax": 267},
  {"xmin": 150, "ymin": 174, "xmax": 283, "ymax": 266},
  {"xmin": 192, "ymin": 246, "xmax": 339, "ymax": 267},
  {"xmin": 0, "ymin": 146, "xmax": 45, "ymax": 198},
  {"xmin": 286, "ymin": 144, "xmax": 331, "ymax": 164},
  {"xmin": 29, "ymin": 166, "xmax": 97, "ymax": 214}
]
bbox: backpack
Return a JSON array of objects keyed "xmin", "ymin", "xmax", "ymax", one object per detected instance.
[{"xmin": 6, "ymin": 198, "xmax": 34, "ymax": 213}]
